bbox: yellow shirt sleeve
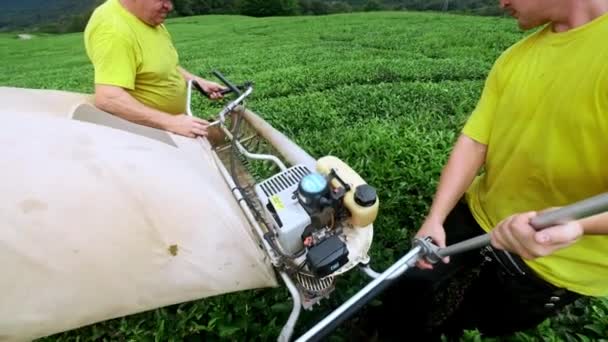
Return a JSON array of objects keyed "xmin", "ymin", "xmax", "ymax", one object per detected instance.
[
  {"xmin": 87, "ymin": 26, "xmax": 138, "ymax": 90},
  {"xmin": 461, "ymin": 57, "xmax": 503, "ymax": 145}
]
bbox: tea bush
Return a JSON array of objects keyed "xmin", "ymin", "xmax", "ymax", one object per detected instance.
[{"xmin": 1, "ymin": 11, "xmax": 606, "ymax": 342}]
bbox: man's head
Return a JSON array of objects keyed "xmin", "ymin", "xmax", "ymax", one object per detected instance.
[
  {"xmin": 499, "ymin": 0, "xmax": 558, "ymax": 30},
  {"xmin": 120, "ymin": 0, "xmax": 173, "ymax": 26}
]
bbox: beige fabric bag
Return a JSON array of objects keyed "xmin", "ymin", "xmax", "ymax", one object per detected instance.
[{"xmin": 0, "ymin": 87, "xmax": 277, "ymax": 341}]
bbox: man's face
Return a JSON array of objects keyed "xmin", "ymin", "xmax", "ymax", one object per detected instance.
[
  {"xmin": 499, "ymin": 0, "xmax": 553, "ymax": 30},
  {"xmin": 134, "ymin": 0, "xmax": 173, "ymax": 26}
]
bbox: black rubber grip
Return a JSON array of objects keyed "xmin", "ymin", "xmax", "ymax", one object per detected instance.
[
  {"xmin": 192, "ymin": 80, "xmax": 229, "ymax": 98},
  {"xmin": 212, "ymin": 70, "xmax": 242, "ymax": 96}
]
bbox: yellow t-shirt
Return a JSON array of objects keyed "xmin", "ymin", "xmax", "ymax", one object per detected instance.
[
  {"xmin": 463, "ymin": 14, "xmax": 608, "ymax": 296},
  {"xmin": 84, "ymin": 0, "xmax": 187, "ymax": 114}
]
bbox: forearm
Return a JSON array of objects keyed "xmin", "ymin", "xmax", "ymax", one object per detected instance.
[
  {"xmin": 178, "ymin": 66, "xmax": 196, "ymax": 82},
  {"xmin": 426, "ymin": 134, "xmax": 487, "ymax": 223},
  {"xmin": 94, "ymin": 85, "xmax": 172, "ymax": 130},
  {"xmin": 579, "ymin": 212, "xmax": 608, "ymax": 235}
]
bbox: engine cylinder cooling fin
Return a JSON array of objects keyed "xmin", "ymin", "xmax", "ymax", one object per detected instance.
[
  {"xmin": 258, "ymin": 165, "xmax": 311, "ymax": 198},
  {"xmin": 254, "ymin": 165, "xmax": 314, "ymax": 256},
  {"xmin": 295, "ymin": 272, "xmax": 335, "ymax": 296}
]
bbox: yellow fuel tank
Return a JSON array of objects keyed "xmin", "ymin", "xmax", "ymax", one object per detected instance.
[{"xmin": 316, "ymin": 156, "xmax": 379, "ymax": 227}]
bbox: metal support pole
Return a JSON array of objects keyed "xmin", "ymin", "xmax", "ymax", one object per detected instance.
[
  {"xmin": 294, "ymin": 246, "xmax": 421, "ymax": 342},
  {"xmin": 296, "ymin": 192, "xmax": 608, "ymax": 340}
]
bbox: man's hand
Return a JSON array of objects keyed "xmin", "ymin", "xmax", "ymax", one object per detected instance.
[
  {"xmin": 195, "ymin": 77, "xmax": 226, "ymax": 100},
  {"xmin": 164, "ymin": 114, "xmax": 210, "ymax": 138},
  {"xmin": 414, "ymin": 218, "xmax": 450, "ymax": 270},
  {"xmin": 490, "ymin": 211, "xmax": 583, "ymax": 260},
  {"xmin": 178, "ymin": 67, "xmax": 227, "ymax": 100}
]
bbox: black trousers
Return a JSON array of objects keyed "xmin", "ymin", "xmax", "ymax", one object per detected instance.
[{"xmin": 362, "ymin": 201, "xmax": 581, "ymax": 340}]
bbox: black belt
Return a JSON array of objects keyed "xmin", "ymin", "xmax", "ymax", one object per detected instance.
[
  {"xmin": 483, "ymin": 245, "xmax": 528, "ymax": 276},
  {"xmin": 479, "ymin": 245, "xmax": 579, "ymax": 309}
]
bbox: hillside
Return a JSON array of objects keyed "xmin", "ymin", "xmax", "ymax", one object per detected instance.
[
  {"xmin": 1, "ymin": 11, "xmax": 606, "ymax": 341},
  {"xmin": 0, "ymin": 0, "xmax": 98, "ymax": 31},
  {"xmin": 1, "ymin": 0, "xmax": 502, "ymax": 31}
]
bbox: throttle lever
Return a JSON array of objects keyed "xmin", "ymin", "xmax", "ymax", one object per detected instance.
[
  {"xmin": 212, "ymin": 70, "xmax": 242, "ymax": 96},
  {"xmin": 193, "ymin": 79, "xmax": 252, "ymax": 99}
]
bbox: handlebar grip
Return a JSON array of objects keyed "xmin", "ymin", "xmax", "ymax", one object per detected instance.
[
  {"xmin": 530, "ymin": 192, "xmax": 608, "ymax": 230},
  {"xmin": 212, "ymin": 70, "xmax": 242, "ymax": 96},
  {"xmin": 193, "ymin": 81, "xmax": 239, "ymax": 98},
  {"xmin": 435, "ymin": 192, "xmax": 608, "ymax": 259}
]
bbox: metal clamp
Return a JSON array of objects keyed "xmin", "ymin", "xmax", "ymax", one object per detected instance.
[{"xmin": 411, "ymin": 236, "xmax": 442, "ymax": 264}]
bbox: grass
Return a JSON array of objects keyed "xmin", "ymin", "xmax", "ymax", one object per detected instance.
[{"xmin": 1, "ymin": 10, "xmax": 606, "ymax": 342}]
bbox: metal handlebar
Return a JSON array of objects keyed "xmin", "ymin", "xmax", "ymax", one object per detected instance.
[
  {"xmin": 212, "ymin": 70, "xmax": 244, "ymax": 96},
  {"xmin": 186, "ymin": 78, "xmax": 253, "ymax": 124},
  {"xmin": 424, "ymin": 192, "xmax": 608, "ymax": 263},
  {"xmin": 296, "ymin": 191, "xmax": 608, "ymax": 341},
  {"xmin": 185, "ymin": 73, "xmax": 286, "ymax": 171}
]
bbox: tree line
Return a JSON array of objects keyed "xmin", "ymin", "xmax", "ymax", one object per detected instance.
[
  {"xmin": 2, "ymin": 0, "xmax": 504, "ymax": 33},
  {"xmin": 173, "ymin": 0, "xmax": 504, "ymax": 17}
]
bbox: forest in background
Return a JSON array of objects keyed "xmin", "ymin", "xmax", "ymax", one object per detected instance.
[{"xmin": 0, "ymin": 0, "xmax": 503, "ymax": 33}]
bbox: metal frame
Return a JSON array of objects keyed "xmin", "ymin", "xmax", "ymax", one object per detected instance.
[
  {"xmin": 186, "ymin": 79, "xmax": 316, "ymax": 341},
  {"xmin": 296, "ymin": 192, "xmax": 608, "ymax": 341},
  {"xmin": 186, "ymin": 76, "xmax": 608, "ymax": 341}
]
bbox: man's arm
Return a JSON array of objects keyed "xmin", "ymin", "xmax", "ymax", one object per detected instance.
[
  {"xmin": 94, "ymin": 84, "xmax": 209, "ymax": 138},
  {"xmin": 424, "ymin": 134, "xmax": 487, "ymax": 226},
  {"xmin": 178, "ymin": 67, "xmax": 226, "ymax": 99},
  {"xmin": 491, "ymin": 206, "xmax": 608, "ymax": 260},
  {"xmin": 414, "ymin": 46, "xmax": 503, "ymax": 269},
  {"xmin": 415, "ymin": 134, "xmax": 487, "ymax": 269},
  {"xmin": 580, "ymin": 212, "xmax": 608, "ymax": 234}
]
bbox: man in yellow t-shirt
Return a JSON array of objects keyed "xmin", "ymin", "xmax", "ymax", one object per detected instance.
[
  {"xmin": 369, "ymin": 0, "xmax": 608, "ymax": 340},
  {"xmin": 84, "ymin": 0, "xmax": 225, "ymax": 138}
]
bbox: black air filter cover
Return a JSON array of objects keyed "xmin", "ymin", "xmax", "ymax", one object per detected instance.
[{"xmin": 306, "ymin": 235, "xmax": 349, "ymax": 277}]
